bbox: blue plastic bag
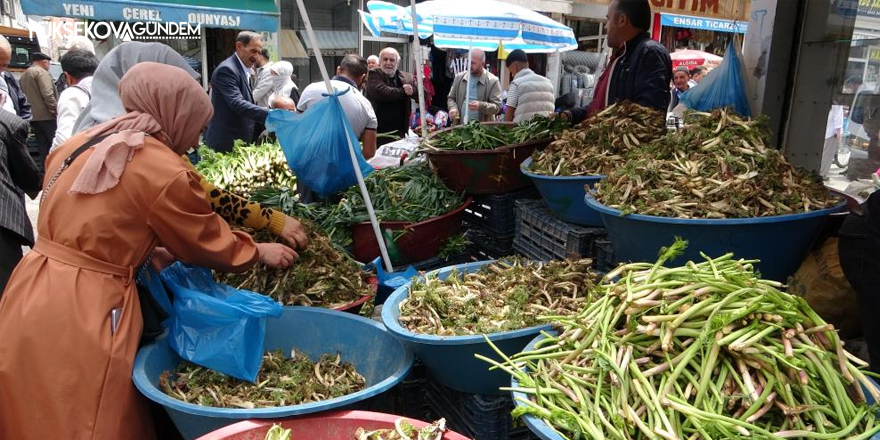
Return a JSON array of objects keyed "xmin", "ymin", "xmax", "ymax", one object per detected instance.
[
  {"xmin": 681, "ymin": 40, "xmax": 752, "ymax": 117},
  {"xmin": 160, "ymin": 262, "xmax": 283, "ymax": 382},
  {"xmin": 267, "ymin": 88, "xmax": 373, "ymax": 197}
]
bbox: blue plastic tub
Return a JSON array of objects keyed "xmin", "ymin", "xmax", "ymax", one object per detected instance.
[
  {"xmin": 512, "ymin": 332, "xmax": 880, "ymax": 440},
  {"xmin": 584, "ymin": 194, "xmax": 846, "ymax": 281},
  {"xmin": 381, "ymin": 260, "xmax": 553, "ymax": 395},
  {"xmin": 520, "ymin": 157, "xmax": 604, "ymax": 226},
  {"xmin": 133, "ymin": 307, "xmax": 414, "ymax": 439}
]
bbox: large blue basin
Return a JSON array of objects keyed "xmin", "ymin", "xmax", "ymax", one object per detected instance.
[
  {"xmin": 381, "ymin": 260, "xmax": 553, "ymax": 395},
  {"xmin": 133, "ymin": 307, "xmax": 414, "ymax": 439},
  {"xmin": 513, "ymin": 332, "xmax": 880, "ymax": 440},
  {"xmin": 520, "ymin": 157, "xmax": 604, "ymax": 226},
  {"xmin": 584, "ymin": 194, "xmax": 846, "ymax": 281}
]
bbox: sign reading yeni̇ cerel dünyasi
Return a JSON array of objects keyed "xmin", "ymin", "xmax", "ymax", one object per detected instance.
[{"xmin": 22, "ymin": 0, "xmax": 279, "ymax": 36}]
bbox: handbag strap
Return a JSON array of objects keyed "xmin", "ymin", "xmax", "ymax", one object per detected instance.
[{"xmin": 40, "ymin": 134, "xmax": 111, "ymax": 207}]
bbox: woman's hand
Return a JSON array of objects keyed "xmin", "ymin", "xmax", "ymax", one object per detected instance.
[
  {"xmin": 280, "ymin": 216, "xmax": 309, "ymax": 250},
  {"xmin": 256, "ymin": 243, "xmax": 298, "ymax": 269},
  {"xmin": 150, "ymin": 247, "xmax": 176, "ymax": 272}
]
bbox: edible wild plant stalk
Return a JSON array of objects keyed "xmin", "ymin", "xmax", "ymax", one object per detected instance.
[
  {"xmin": 216, "ymin": 226, "xmax": 372, "ymax": 308},
  {"xmin": 481, "ymin": 239, "xmax": 880, "ymax": 440},
  {"xmin": 530, "ymin": 102, "xmax": 666, "ymax": 176},
  {"xmin": 595, "ymin": 109, "xmax": 839, "ymax": 218},
  {"xmin": 196, "ymin": 141, "xmax": 296, "ymax": 197},
  {"xmin": 355, "ymin": 418, "xmax": 449, "ymax": 440},
  {"xmin": 252, "ymin": 163, "xmax": 464, "ymax": 247},
  {"xmin": 160, "ymin": 349, "xmax": 365, "ymax": 409},
  {"xmin": 400, "ymin": 258, "xmax": 599, "ymax": 336},
  {"xmin": 421, "ymin": 116, "xmax": 566, "ymax": 152}
]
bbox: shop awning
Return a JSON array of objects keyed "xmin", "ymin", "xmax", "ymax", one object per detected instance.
[
  {"xmin": 300, "ymin": 30, "xmax": 357, "ymax": 50},
  {"xmin": 23, "ymin": 0, "xmax": 279, "ymax": 32},
  {"xmin": 660, "ymin": 13, "xmax": 747, "ymax": 34}
]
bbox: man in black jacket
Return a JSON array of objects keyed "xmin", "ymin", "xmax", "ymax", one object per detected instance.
[
  {"xmin": 0, "ymin": 110, "xmax": 41, "ymax": 296},
  {"xmin": 839, "ymin": 189, "xmax": 880, "ymax": 373},
  {"xmin": 365, "ymin": 47, "xmax": 416, "ymax": 146},
  {"xmin": 562, "ymin": 0, "xmax": 671, "ymax": 124}
]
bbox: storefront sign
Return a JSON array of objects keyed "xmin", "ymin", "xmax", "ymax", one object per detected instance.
[
  {"xmin": 869, "ymin": 48, "xmax": 880, "ymax": 62},
  {"xmin": 860, "ymin": 0, "xmax": 880, "ymax": 17},
  {"xmin": 660, "ymin": 13, "xmax": 748, "ymax": 33},
  {"xmin": 22, "ymin": 0, "xmax": 278, "ymax": 32},
  {"xmin": 573, "ymin": 0, "xmax": 749, "ymax": 21}
]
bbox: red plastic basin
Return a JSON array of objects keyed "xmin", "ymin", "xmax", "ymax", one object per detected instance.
[
  {"xmin": 425, "ymin": 123, "xmax": 553, "ymax": 194},
  {"xmin": 351, "ymin": 198, "xmax": 472, "ymax": 266},
  {"xmin": 195, "ymin": 410, "xmax": 471, "ymax": 440}
]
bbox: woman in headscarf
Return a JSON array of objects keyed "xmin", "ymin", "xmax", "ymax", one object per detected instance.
[
  {"xmin": 73, "ymin": 42, "xmax": 308, "ymax": 250},
  {"xmin": 268, "ymin": 60, "xmax": 297, "ymax": 103},
  {"xmin": 0, "ymin": 63, "xmax": 297, "ymax": 439}
]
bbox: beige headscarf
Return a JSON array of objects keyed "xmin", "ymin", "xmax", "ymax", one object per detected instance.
[{"xmin": 69, "ymin": 62, "xmax": 213, "ymax": 194}]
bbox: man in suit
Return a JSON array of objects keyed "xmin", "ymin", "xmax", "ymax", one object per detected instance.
[
  {"xmin": 0, "ymin": 109, "xmax": 41, "ymax": 296},
  {"xmin": 0, "ymin": 37, "xmax": 31, "ymax": 120},
  {"xmin": 205, "ymin": 31, "xmax": 270, "ymax": 152},
  {"xmin": 365, "ymin": 47, "xmax": 416, "ymax": 146}
]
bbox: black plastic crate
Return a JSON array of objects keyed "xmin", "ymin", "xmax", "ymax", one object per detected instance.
[
  {"xmin": 425, "ymin": 379, "xmax": 517, "ymax": 440},
  {"xmin": 467, "ymin": 225, "xmax": 515, "ymax": 260},
  {"xmin": 593, "ymin": 239, "xmax": 617, "ymax": 272},
  {"xmin": 409, "ymin": 251, "xmax": 474, "ymax": 272},
  {"xmin": 463, "ymin": 187, "xmax": 539, "ymax": 236},
  {"xmin": 514, "ymin": 199, "xmax": 607, "ymax": 261}
]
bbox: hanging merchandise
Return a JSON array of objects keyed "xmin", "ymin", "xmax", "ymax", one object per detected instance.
[
  {"xmin": 266, "ymin": 91, "xmax": 374, "ymax": 198},
  {"xmin": 160, "ymin": 262, "xmax": 283, "ymax": 383},
  {"xmin": 680, "ymin": 39, "xmax": 751, "ymax": 117}
]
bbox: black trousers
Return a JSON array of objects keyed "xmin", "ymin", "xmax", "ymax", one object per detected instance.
[
  {"xmin": 839, "ymin": 190, "xmax": 880, "ymax": 373},
  {"xmin": 0, "ymin": 228, "xmax": 25, "ymax": 298},
  {"xmin": 31, "ymin": 119, "xmax": 57, "ymax": 168}
]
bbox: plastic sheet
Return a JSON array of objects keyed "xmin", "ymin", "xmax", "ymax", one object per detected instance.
[{"xmin": 681, "ymin": 40, "xmax": 751, "ymax": 117}]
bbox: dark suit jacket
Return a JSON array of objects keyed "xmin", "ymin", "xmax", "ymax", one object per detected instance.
[
  {"xmin": 0, "ymin": 110, "xmax": 41, "ymax": 245},
  {"xmin": 3, "ymin": 72, "xmax": 31, "ymax": 121},
  {"xmin": 365, "ymin": 68, "xmax": 416, "ymax": 139},
  {"xmin": 204, "ymin": 55, "xmax": 269, "ymax": 152}
]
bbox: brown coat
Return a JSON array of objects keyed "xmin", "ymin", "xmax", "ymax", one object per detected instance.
[
  {"xmin": 19, "ymin": 66, "xmax": 57, "ymax": 121},
  {"xmin": 0, "ymin": 133, "xmax": 259, "ymax": 440},
  {"xmin": 365, "ymin": 68, "xmax": 416, "ymax": 139}
]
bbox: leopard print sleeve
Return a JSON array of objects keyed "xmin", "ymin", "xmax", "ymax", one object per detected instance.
[{"xmin": 182, "ymin": 156, "xmax": 287, "ymax": 236}]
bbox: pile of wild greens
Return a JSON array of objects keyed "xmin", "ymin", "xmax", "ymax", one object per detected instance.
[
  {"xmin": 252, "ymin": 163, "xmax": 464, "ymax": 246},
  {"xmin": 420, "ymin": 116, "xmax": 566, "ymax": 151},
  {"xmin": 196, "ymin": 141, "xmax": 295, "ymax": 197}
]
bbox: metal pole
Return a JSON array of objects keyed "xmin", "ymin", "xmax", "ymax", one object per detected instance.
[
  {"xmin": 358, "ymin": 0, "xmax": 365, "ymax": 56},
  {"xmin": 410, "ymin": 0, "xmax": 428, "ymax": 138},
  {"xmin": 295, "ymin": 0, "xmax": 395, "ymax": 272},
  {"xmin": 463, "ymin": 39, "xmax": 473, "ymax": 124},
  {"xmin": 201, "ymin": 30, "xmax": 209, "ymax": 91}
]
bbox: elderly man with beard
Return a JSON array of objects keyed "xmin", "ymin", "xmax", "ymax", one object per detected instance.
[{"xmin": 365, "ymin": 47, "xmax": 417, "ymax": 146}]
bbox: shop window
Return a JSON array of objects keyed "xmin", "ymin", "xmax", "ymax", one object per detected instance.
[{"xmin": 824, "ymin": 27, "xmax": 880, "ymax": 198}]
